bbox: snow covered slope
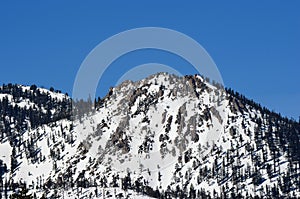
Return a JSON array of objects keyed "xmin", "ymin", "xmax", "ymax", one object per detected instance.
[{"xmin": 0, "ymin": 73, "xmax": 299, "ymax": 198}]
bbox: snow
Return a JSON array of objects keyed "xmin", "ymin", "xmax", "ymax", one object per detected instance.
[
  {"xmin": 0, "ymin": 74, "xmax": 299, "ymax": 198},
  {"xmin": 0, "ymin": 93, "xmax": 13, "ymax": 101},
  {"xmin": 0, "ymin": 142, "xmax": 12, "ymax": 169}
]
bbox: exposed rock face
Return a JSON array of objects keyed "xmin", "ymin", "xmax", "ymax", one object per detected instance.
[{"xmin": 0, "ymin": 73, "xmax": 299, "ymax": 198}]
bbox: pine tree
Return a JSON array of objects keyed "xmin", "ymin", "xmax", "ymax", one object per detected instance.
[{"xmin": 11, "ymin": 147, "xmax": 18, "ymax": 173}]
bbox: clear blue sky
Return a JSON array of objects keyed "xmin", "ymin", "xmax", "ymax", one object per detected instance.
[{"xmin": 0, "ymin": 1, "xmax": 299, "ymax": 119}]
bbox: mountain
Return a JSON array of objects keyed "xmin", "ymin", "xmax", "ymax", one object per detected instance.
[{"xmin": 0, "ymin": 73, "xmax": 299, "ymax": 198}]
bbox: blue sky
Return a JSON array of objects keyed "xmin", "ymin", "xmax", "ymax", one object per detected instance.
[{"xmin": 0, "ymin": 1, "xmax": 299, "ymax": 119}]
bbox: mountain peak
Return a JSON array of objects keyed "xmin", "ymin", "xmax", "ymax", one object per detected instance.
[{"xmin": 0, "ymin": 74, "xmax": 299, "ymax": 198}]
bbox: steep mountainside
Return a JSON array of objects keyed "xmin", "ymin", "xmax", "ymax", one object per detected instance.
[{"xmin": 0, "ymin": 73, "xmax": 299, "ymax": 198}]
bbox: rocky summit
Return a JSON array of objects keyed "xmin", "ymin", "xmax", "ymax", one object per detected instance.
[{"xmin": 0, "ymin": 73, "xmax": 299, "ymax": 198}]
